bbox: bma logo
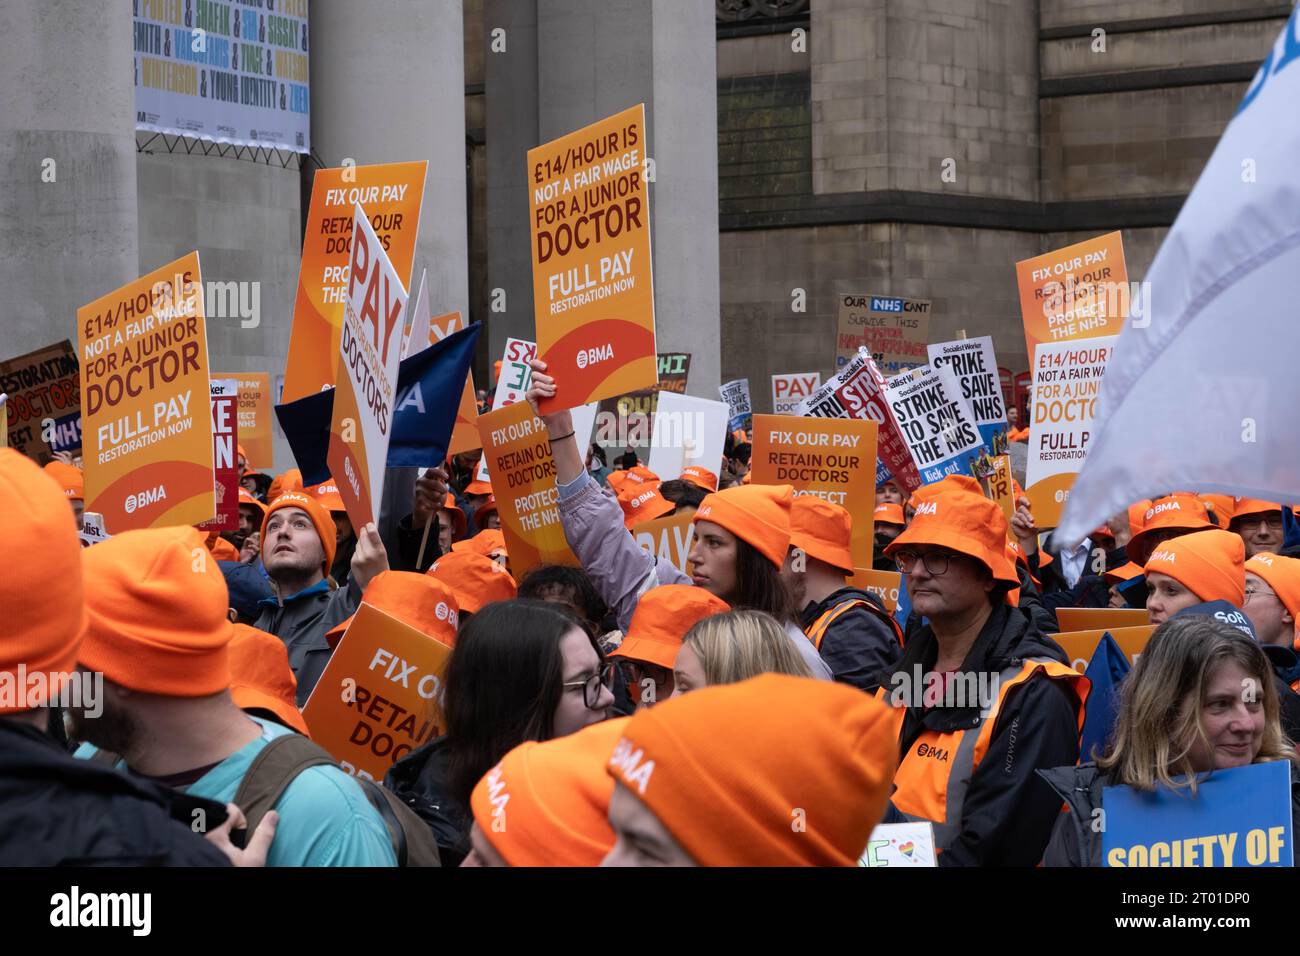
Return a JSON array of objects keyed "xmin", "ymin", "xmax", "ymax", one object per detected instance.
[
  {"xmin": 124, "ymin": 485, "xmax": 168, "ymax": 514},
  {"xmin": 576, "ymin": 343, "xmax": 614, "ymax": 370},
  {"xmin": 871, "ymin": 297, "xmax": 904, "ymax": 312}
]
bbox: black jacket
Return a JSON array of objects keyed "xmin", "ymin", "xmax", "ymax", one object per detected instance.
[
  {"xmin": 800, "ymin": 587, "xmax": 901, "ymax": 694},
  {"xmin": 1039, "ymin": 761, "xmax": 1300, "ymax": 867},
  {"xmin": 0, "ymin": 718, "xmax": 230, "ymax": 866},
  {"xmin": 383, "ymin": 736, "xmax": 471, "ymax": 867},
  {"xmin": 253, "ymin": 577, "xmax": 363, "ymax": 706},
  {"xmin": 879, "ymin": 602, "xmax": 1084, "ymax": 867}
]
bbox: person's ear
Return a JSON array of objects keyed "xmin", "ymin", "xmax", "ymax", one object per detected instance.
[{"xmin": 1284, "ymin": 606, "xmax": 1295, "ymax": 626}]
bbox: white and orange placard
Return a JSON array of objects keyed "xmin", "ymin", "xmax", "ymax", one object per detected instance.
[
  {"xmin": 477, "ymin": 400, "xmax": 580, "ymax": 581},
  {"xmin": 530, "ymin": 104, "xmax": 656, "ymax": 413},
  {"xmin": 77, "ymin": 251, "xmax": 215, "ymax": 531},
  {"xmin": 1016, "ymin": 233, "xmax": 1127, "ymax": 526},
  {"xmin": 493, "ymin": 338, "xmax": 536, "ymax": 409},
  {"xmin": 303, "ymin": 603, "xmax": 454, "ymax": 783},
  {"xmin": 848, "ymin": 568, "xmax": 903, "ymax": 614},
  {"xmin": 772, "ymin": 372, "xmax": 821, "ymax": 416},
  {"xmin": 214, "ymin": 371, "xmax": 273, "ymax": 469},
  {"xmin": 283, "ymin": 162, "xmax": 427, "ymax": 403},
  {"xmin": 750, "ymin": 414, "xmax": 879, "ymax": 569},
  {"xmin": 327, "ymin": 204, "xmax": 409, "ymax": 530}
]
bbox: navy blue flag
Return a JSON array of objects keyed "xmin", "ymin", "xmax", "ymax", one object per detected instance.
[
  {"xmin": 1079, "ymin": 632, "xmax": 1130, "ymax": 763},
  {"xmin": 1283, "ymin": 506, "xmax": 1300, "ymax": 550},
  {"xmin": 275, "ymin": 322, "xmax": 481, "ymax": 485}
]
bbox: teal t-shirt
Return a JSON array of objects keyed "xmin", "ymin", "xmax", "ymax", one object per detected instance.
[{"xmin": 76, "ymin": 717, "xmax": 397, "ymax": 867}]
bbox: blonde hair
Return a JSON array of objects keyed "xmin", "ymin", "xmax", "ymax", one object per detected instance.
[
  {"xmin": 1097, "ymin": 615, "xmax": 1297, "ymax": 792},
  {"xmin": 682, "ymin": 609, "xmax": 814, "ymax": 685}
]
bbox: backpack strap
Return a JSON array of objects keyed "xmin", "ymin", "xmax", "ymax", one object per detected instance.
[
  {"xmin": 88, "ymin": 748, "xmax": 123, "ymax": 767},
  {"xmin": 231, "ymin": 733, "xmax": 336, "ymax": 847}
]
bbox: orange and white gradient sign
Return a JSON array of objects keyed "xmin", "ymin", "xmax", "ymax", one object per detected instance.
[
  {"xmin": 327, "ymin": 206, "xmax": 408, "ymax": 531},
  {"xmin": 530, "ymin": 104, "xmax": 656, "ymax": 413},
  {"xmin": 77, "ymin": 252, "xmax": 215, "ymax": 531},
  {"xmin": 429, "ymin": 311, "xmax": 480, "ymax": 457},
  {"xmin": 283, "ymin": 162, "xmax": 427, "ymax": 403}
]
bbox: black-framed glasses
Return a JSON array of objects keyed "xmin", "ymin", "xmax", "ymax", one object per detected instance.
[
  {"xmin": 893, "ymin": 549, "xmax": 954, "ymax": 576},
  {"xmin": 563, "ymin": 661, "xmax": 616, "ymax": 709},
  {"xmin": 617, "ymin": 659, "xmax": 672, "ymax": 689}
]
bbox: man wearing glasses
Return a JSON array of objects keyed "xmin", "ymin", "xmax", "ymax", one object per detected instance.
[
  {"xmin": 874, "ymin": 481, "xmax": 1088, "ymax": 867},
  {"xmin": 1230, "ymin": 498, "xmax": 1286, "ymax": 558}
]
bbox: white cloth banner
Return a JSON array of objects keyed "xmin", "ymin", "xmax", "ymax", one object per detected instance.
[
  {"xmin": 1057, "ymin": 9, "xmax": 1300, "ymax": 545},
  {"xmin": 134, "ymin": 0, "xmax": 310, "ymax": 152}
]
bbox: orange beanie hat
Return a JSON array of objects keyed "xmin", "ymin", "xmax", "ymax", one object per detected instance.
[
  {"xmin": 1144, "ymin": 528, "xmax": 1245, "ymax": 607},
  {"xmin": 427, "ymin": 550, "xmax": 517, "ymax": 613},
  {"xmin": 886, "ymin": 486, "xmax": 1019, "ymax": 586},
  {"xmin": 607, "ymin": 674, "xmax": 898, "ymax": 866},
  {"xmin": 693, "ymin": 484, "xmax": 794, "ymax": 568},
  {"xmin": 1245, "ymin": 553, "xmax": 1300, "ymax": 624},
  {"xmin": 472, "ymin": 717, "xmax": 628, "ymax": 867},
  {"xmin": 268, "ymin": 468, "xmax": 303, "ymax": 502},
  {"xmin": 790, "ymin": 496, "xmax": 854, "ymax": 574},
  {"xmin": 679, "ymin": 466, "xmax": 718, "ymax": 493},
  {"xmin": 0, "ymin": 450, "xmax": 87, "ymax": 712},
  {"xmin": 619, "ymin": 484, "xmax": 675, "ymax": 529},
  {"xmin": 229, "ymin": 624, "xmax": 310, "ymax": 735},
  {"xmin": 260, "ymin": 490, "xmax": 337, "ymax": 576},
  {"xmin": 42, "ymin": 461, "xmax": 84, "ymax": 502},
  {"xmin": 326, "ymin": 571, "xmax": 460, "ymax": 647},
  {"xmin": 80, "ymin": 526, "xmax": 234, "ymax": 696},
  {"xmin": 612, "ymin": 585, "xmax": 730, "ymax": 670}
]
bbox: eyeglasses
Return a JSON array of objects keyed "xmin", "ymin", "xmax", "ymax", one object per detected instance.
[
  {"xmin": 893, "ymin": 549, "xmax": 954, "ymax": 576},
  {"xmin": 617, "ymin": 659, "xmax": 671, "ymax": 690},
  {"xmin": 1237, "ymin": 517, "xmax": 1284, "ymax": 532},
  {"xmin": 1244, "ymin": 587, "xmax": 1279, "ymax": 605},
  {"xmin": 563, "ymin": 661, "xmax": 616, "ymax": 709}
]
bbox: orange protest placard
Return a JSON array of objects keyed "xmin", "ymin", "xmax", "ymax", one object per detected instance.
[
  {"xmin": 77, "ymin": 252, "xmax": 215, "ymax": 531},
  {"xmin": 1056, "ymin": 607, "xmax": 1150, "ymax": 634},
  {"xmin": 1016, "ymin": 232, "xmax": 1128, "ymax": 527},
  {"xmin": 848, "ymin": 567, "xmax": 903, "ymax": 613},
  {"xmin": 749, "ymin": 414, "xmax": 879, "ymax": 569},
  {"xmin": 477, "ymin": 401, "xmax": 579, "ymax": 581},
  {"xmin": 283, "ymin": 162, "xmax": 427, "ymax": 403},
  {"xmin": 984, "ymin": 454, "xmax": 1016, "ymax": 522},
  {"xmin": 530, "ymin": 104, "xmax": 657, "ymax": 413},
  {"xmin": 1054, "ymin": 625, "xmax": 1154, "ymax": 674},
  {"xmin": 215, "ymin": 371, "xmax": 272, "ymax": 469},
  {"xmin": 302, "ymin": 603, "xmax": 453, "ymax": 783},
  {"xmin": 631, "ymin": 509, "xmax": 696, "ymax": 578}
]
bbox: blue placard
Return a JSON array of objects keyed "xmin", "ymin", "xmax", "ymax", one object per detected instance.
[
  {"xmin": 1102, "ymin": 760, "xmax": 1293, "ymax": 867},
  {"xmin": 48, "ymin": 411, "xmax": 83, "ymax": 453}
]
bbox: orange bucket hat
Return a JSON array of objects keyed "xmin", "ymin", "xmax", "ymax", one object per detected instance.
[
  {"xmin": 474, "ymin": 495, "xmax": 500, "ymax": 532},
  {"xmin": 0, "ymin": 450, "xmax": 87, "ymax": 711},
  {"xmin": 267, "ymin": 468, "xmax": 303, "ymax": 501},
  {"xmin": 619, "ymin": 484, "xmax": 675, "ymax": 529},
  {"xmin": 1144, "ymin": 528, "xmax": 1245, "ymax": 607},
  {"xmin": 606, "ymin": 470, "xmax": 630, "ymax": 494},
  {"xmin": 1103, "ymin": 561, "xmax": 1144, "ymax": 585},
  {"xmin": 679, "ymin": 466, "xmax": 718, "ymax": 493},
  {"xmin": 307, "ymin": 479, "xmax": 346, "ymax": 514},
  {"xmin": 471, "ymin": 717, "xmax": 628, "ymax": 867},
  {"xmin": 42, "ymin": 460, "xmax": 84, "ymax": 502},
  {"xmin": 229, "ymin": 624, "xmax": 310, "ymax": 735},
  {"xmin": 452, "ymin": 528, "xmax": 508, "ymax": 561},
  {"xmin": 1199, "ymin": 494, "xmax": 1235, "ymax": 529},
  {"xmin": 1245, "ymin": 553, "xmax": 1300, "ymax": 625},
  {"xmin": 790, "ymin": 496, "xmax": 854, "ymax": 574},
  {"xmin": 1126, "ymin": 495, "xmax": 1214, "ymax": 563},
  {"xmin": 625, "ymin": 466, "xmax": 660, "ymax": 486},
  {"xmin": 260, "ymin": 490, "xmax": 337, "ymax": 576},
  {"xmin": 204, "ymin": 531, "xmax": 240, "ymax": 562},
  {"xmin": 464, "ymin": 478, "xmax": 494, "ymax": 497},
  {"xmin": 440, "ymin": 492, "xmax": 467, "ymax": 540},
  {"xmin": 607, "ymin": 674, "xmax": 898, "ymax": 866},
  {"xmin": 325, "ymin": 571, "xmax": 460, "ymax": 647},
  {"xmin": 873, "ymin": 503, "xmax": 905, "ymax": 527},
  {"xmin": 1230, "ymin": 497, "xmax": 1282, "ymax": 524},
  {"xmin": 80, "ymin": 526, "xmax": 234, "ymax": 696},
  {"xmin": 611, "ymin": 585, "xmax": 730, "ymax": 670},
  {"xmin": 885, "ymin": 486, "xmax": 1019, "ymax": 586},
  {"xmin": 427, "ymin": 550, "xmax": 517, "ymax": 613},
  {"xmin": 238, "ymin": 487, "xmax": 267, "ymax": 519},
  {"xmin": 693, "ymin": 484, "xmax": 794, "ymax": 569}
]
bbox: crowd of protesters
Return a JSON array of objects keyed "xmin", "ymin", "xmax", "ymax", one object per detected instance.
[{"xmin": 4, "ymin": 356, "xmax": 1298, "ymax": 867}]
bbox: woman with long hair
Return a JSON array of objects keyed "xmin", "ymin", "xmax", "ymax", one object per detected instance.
[
  {"xmin": 673, "ymin": 609, "xmax": 813, "ymax": 694},
  {"xmin": 383, "ymin": 599, "xmax": 614, "ymax": 866},
  {"xmin": 1040, "ymin": 615, "xmax": 1299, "ymax": 866}
]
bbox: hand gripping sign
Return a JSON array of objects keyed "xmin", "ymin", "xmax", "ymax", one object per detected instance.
[
  {"xmin": 327, "ymin": 204, "xmax": 409, "ymax": 530},
  {"xmin": 530, "ymin": 104, "xmax": 657, "ymax": 413}
]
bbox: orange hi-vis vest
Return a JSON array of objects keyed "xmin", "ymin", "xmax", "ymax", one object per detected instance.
[
  {"xmin": 806, "ymin": 598, "xmax": 903, "ymax": 651},
  {"xmin": 874, "ymin": 658, "xmax": 1088, "ymax": 851}
]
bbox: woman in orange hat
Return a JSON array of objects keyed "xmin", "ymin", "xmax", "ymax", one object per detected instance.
[
  {"xmin": 384, "ymin": 599, "xmax": 614, "ymax": 865},
  {"xmin": 1041, "ymin": 615, "xmax": 1299, "ymax": 866},
  {"xmin": 1143, "ymin": 528, "xmax": 1246, "ymax": 625},
  {"xmin": 526, "ymin": 360, "xmax": 832, "ymax": 681}
]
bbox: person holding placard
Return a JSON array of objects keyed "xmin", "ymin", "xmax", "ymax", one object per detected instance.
[
  {"xmin": 1040, "ymin": 615, "xmax": 1299, "ymax": 867},
  {"xmin": 525, "ymin": 359, "xmax": 833, "ymax": 682},
  {"xmin": 878, "ymin": 484, "xmax": 1088, "ymax": 866}
]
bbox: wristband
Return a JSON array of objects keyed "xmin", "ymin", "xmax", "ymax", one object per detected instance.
[{"xmin": 548, "ymin": 430, "xmax": 575, "ymax": 443}]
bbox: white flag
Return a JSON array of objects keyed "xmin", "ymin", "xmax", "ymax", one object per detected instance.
[{"xmin": 1056, "ymin": 11, "xmax": 1300, "ymax": 546}]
